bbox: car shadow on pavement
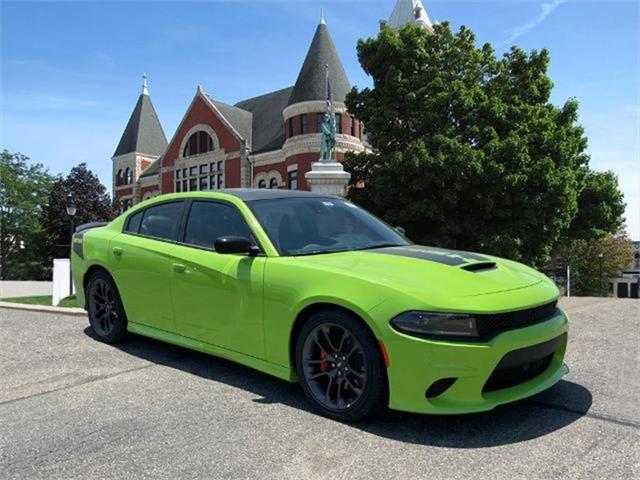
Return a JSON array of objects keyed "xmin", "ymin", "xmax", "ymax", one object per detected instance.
[{"xmin": 84, "ymin": 328, "xmax": 592, "ymax": 448}]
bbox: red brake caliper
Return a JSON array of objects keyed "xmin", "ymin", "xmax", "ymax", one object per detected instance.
[{"xmin": 320, "ymin": 350, "xmax": 330, "ymax": 372}]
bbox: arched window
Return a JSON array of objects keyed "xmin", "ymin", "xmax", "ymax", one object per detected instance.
[
  {"xmin": 124, "ymin": 168, "xmax": 132, "ymax": 185},
  {"xmin": 258, "ymin": 179, "xmax": 266, "ymax": 189},
  {"xmin": 183, "ymin": 131, "xmax": 214, "ymax": 157},
  {"xmin": 116, "ymin": 169, "xmax": 123, "ymax": 186},
  {"xmin": 269, "ymin": 177, "xmax": 279, "ymax": 189}
]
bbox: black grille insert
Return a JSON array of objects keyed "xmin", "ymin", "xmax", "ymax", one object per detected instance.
[
  {"xmin": 483, "ymin": 333, "xmax": 566, "ymax": 393},
  {"xmin": 476, "ymin": 301, "xmax": 559, "ymax": 339},
  {"xmin": 425, "ymin": 378, "xmax": 457, "ymax": 398}
]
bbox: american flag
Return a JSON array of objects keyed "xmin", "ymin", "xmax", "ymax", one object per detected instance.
[{"xmin": 326, "ymin": 76, "xmax": 333, "ymax": 114}]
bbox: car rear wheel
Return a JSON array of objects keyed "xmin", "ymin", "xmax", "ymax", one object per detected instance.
[
  {"xmin": 295, "ymin": 309, "xmax": 387, "ymax": 421},
  {"xmin": 87, "ymin": 271, "xmax": 127, "ymax": 343}
]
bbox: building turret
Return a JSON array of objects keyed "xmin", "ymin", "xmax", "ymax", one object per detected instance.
[
  {"xmin": 279, "ymin": 16, "xmax": 365, "ymax": 190},
  {"xmin": 385, "ymin": 0, "xmax": 434, "ymax": 31},
  {"xmin": 112, "ymin": 74, "xmax": 167, "ymax": 209}
]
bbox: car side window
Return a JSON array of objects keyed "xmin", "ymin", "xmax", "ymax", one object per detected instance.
[
  {"xmin": 125, "ymin": 210, "xmax": 144, "ymax": 233},
  {"xmin": 184, "ymin": 201, "xmax": 254, "ymax": 249},
  {"xmin": 138, "ymin": 202, "xmax": 185, "ymax": 241}
]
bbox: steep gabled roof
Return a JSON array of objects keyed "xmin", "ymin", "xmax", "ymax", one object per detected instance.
[
  {"xmin": 235, "ymin": 86, "xmax": 294, "ymax": 154},
  {"xmin": 113, "ymin": 91, "xmax": 167, "ymax": 157},
  {"xmin": 287, "ymin": 22, "xmax": 351, "ymax": 106},
  {"xmin": 205, "ymin": 94, "xmax": 253, "ymax": 144}
]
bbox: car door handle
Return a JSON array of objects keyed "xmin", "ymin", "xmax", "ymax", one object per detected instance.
[
  {"xmin": 112, "ymin": 247, "xmax": 123, "ymax": 257},
  {"xmin": 172, "ymin": 263, "xmax": 186, "ymax": 273}
]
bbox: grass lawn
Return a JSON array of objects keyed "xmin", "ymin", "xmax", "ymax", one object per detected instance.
[{"xmin": 0, "ymin": 295, "xmax": 79, "ymax": 308}]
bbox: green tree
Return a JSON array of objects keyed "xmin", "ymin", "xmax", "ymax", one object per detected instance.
[
  {"xmin": 567, "ymin": 170, "xmax": 626, "ymax": 241},
  {"xmin": 0, "ymin": 151, "xmax": 55, "ymax": 280},
  {"xmin": 550, "ymin": 233, "xmax": 632, "ymax": 296},
  {"xmin": 345, "ymin": 23, "xmax": 624, "ymax": 265},
  {"xmin": 39, "ymin": 163, "xmax": 117, "ymax": 264}
]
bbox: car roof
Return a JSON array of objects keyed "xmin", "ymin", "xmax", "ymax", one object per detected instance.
[{"xmin": 216, "ymin": 189, "xmax": 335, "ymax": 202}]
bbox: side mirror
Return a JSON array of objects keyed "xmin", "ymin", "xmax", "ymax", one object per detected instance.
[
  {"xmin": 214, "ymin": 236, "xmax": 259, "ymax": 256},
  {"xmin": 395, "ymin": 226, "xmax": 406, "ymax": 236}
]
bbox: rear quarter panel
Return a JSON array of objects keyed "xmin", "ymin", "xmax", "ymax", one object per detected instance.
[{"xmin": 72, "ymin": 222, "xmax": 124, "ymax": 307}]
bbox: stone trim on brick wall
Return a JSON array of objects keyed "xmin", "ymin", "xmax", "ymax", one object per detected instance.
[
  {"xmin": 283, "ymin": 100, "xmax": 347, "ymax": 120},
  {"xmin": 178, "ymin": 123, "xmax": 220, "ymax": 159},
  {"xmin": 282, "ymin": 133, "xmax": 366, "ymax": 158},
  {"xmin": 250, "ymin": 149, "xmax": 285, "ymax": 167},
  {"xmin": 253, "ymin": 170, "xmax": 284, "ymax": 188}
]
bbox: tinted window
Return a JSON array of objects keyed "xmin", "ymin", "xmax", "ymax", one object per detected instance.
[
  {"xmin": 184, "ymin": 201, "xmax": 254, "ymax": 249},
  {"xmin": 249, "ymin": 197, "xmax": 408, "ymax": 256},
  {"xmin": 125, "ymin": 210, "xmax": 144, "ymax": 233},
  {"xmin": 139, "ymin": 202, "xmax": 184, "ymax": 241}
]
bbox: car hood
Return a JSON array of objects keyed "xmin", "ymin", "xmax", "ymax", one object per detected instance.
[{"xmin": 294, "ymin": 245, "xmax": 550, "ymax": 299}]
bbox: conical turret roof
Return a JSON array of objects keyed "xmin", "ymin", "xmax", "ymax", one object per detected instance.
[
  {"xmin": 388, "ymin": 0, "xmax": 433, "ymax": 31},
  {"xmin": 287, "ymin": 21, "xmax": 351, "ymax": 106},
  {"xmin": 113, "ymin": 79, "xmax": 167, "ymax": 157}
]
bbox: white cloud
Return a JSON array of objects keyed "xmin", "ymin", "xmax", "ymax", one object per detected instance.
[{"xmin": 505, "ymin": 0, "xmax": 566, "ymax": 44}]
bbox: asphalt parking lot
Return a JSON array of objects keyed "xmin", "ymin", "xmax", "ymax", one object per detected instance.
[{"xmin": 1, "ymin": 297, "xmax": 638, "ymax": 479}]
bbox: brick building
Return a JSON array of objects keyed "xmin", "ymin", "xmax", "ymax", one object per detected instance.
[{"xmin": 112, "ymin": 1, "xmax": 434, "ymax": 209}]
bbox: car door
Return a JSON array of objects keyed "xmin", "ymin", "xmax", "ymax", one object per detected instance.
[
  {"xmin": 109, "ymin": 200, "xmax": 186, "ymax": 333},
  {"xmin": 170, "ymin": 199, "xmax": 266, "ymax": 358}
]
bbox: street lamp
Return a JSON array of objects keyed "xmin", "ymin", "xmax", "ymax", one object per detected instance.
[
  {"xmin": 598, "ymin": 252, "xmax": 604, "ymax": 297},
  {"xmin": 66, "ymin": 195, "xmax": 77, "ymax": 296}
]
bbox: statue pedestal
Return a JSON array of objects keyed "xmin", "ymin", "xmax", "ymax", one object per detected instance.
[{"xmin": 305, "ymin": 162, "xmax": 351, "ymax": 197}]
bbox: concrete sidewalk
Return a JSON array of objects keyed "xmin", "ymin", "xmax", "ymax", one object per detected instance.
[{"xmin": 0, "ymin": 281, "xmax": 52, "ymax": 298}]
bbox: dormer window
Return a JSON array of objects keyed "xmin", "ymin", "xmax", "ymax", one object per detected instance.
[{"xmin": 183, "ymin": 131, "xmax": 214, "ymax": 157}]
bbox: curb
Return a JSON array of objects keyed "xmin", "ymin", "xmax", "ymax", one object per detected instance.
[{"xmin": 0, "ymin": 302, "xmax": 87, "ymax": 317}]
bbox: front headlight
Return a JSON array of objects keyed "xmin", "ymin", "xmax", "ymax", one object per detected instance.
[{"xmin": 390, "ymin": 311, "xmax": 479, "ymax": 338}]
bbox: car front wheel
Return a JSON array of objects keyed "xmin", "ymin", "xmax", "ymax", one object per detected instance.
[
  {"xmin": 86, "ymin": 271, "xmax": 127, "ymax": 343},
  {"xmin": 295, "ymin": 310, "xmax": 388, "ymax": 421}
]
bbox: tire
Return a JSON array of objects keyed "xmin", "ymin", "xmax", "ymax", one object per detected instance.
[
  {"xmin": 295, "ymin": 309, "xmax": 388, "ymax": 421},
  {"xmin": 86, "ymin": 270, "xmax": 128, "ymax": 343}
]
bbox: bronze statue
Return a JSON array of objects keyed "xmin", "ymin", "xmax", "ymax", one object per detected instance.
[{"xmin": 319, "ymin": 112, "xmax": 336, "ymax": 163}]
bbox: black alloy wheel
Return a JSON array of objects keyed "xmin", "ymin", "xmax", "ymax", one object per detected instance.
[
  {"xmin": 295, "ymin": 310, "xmax": 387, "ymax": 421},
  {"xmin": 87, "ymin": 271, "xmax": 127, "ymax": 343}
]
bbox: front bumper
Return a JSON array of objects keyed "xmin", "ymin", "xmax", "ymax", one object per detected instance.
[{"xmin": 382, "ymin": 308, "xmax": 569, "ymax": 414}]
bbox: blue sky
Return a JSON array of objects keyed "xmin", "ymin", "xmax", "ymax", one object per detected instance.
[{"xmin": 2, "ymin": 0, "xmax": 639, "ymax": 238}]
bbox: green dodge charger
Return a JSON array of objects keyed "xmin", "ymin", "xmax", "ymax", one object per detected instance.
[{"xmin": 72, "ymin": 189, "xmax": 568, "ymax": 421}]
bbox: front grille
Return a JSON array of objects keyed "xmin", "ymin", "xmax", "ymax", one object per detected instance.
[
  {"xmin": 483, "ymin": 333, "xmax": 566, "ymax": 393},
  {"xmin": 476, "ymin": 301, "xmax": 559, "ymax": 339}
]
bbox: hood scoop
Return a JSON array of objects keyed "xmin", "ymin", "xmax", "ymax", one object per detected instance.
[{"xmin": 461, "ymin": 262, "xmax": 497, "ymax": 273}]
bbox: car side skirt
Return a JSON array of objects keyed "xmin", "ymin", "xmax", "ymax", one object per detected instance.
[{"xmin": 127, "ymin": 322, "xmax": 296, "ymax": 382}]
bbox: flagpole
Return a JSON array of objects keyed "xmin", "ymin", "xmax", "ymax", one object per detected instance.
[{"xmin": 325, "ymin": 63, "xmax": 330, "ymax": 113}]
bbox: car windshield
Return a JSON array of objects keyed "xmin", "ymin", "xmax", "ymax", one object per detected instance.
[{"xmin": 248, "ymin": 197, "xmax": 409, "ymax": 256}]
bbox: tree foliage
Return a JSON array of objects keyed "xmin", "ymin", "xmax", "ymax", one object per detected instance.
[
  {"xmin": 39, "ymin": 163, "xmax": 117, "ymax": 263},
  {"xmin": 549, "ymin": 234, "xmax": 632, "ymax": 296},
  {"xmin": 567, "ymin": 170, "xmax": 626, "ymax": 241},
  {"xmin": 0, "ymin": 151, "xmax": 55, "ymax": 280},
  {"xmin": 345, "ymin": 23, "xmax": 625, "ymax": 265}
]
